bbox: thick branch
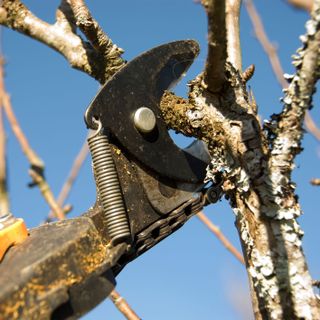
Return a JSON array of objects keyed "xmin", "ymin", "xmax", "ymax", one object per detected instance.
[
  {"xmin": 245, "ymin": 0, "xmax": 320, "ymax": 161},
  {"xmin": 0, "ymin": 0, "xmax": 125, "ymax": 83},
  {"xmin": 161, "ymin": 1, "xmax": 320, "ymax": 318},
  {"xmin": 226, "ymin": 0, "xmax": 242, "ymax": 71},
  {"xmin": 202, "ymin": 0, "xmax": 227, "ymax": 92},
  {"xmin": 270, "ymin": 2, "xmax": 320, "ymax": 179},
  {"xmin": 68, "ymin": 0, "xmax": 125, "ymax": 80},
  {"xmin": 201, "ymin": 0, "xmax": 242, "ymax": 93}
]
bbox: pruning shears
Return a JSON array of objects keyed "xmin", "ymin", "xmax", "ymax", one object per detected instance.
[{"xmin": 0, "ymin": 40, "xmax": 220, "ymax": 319}]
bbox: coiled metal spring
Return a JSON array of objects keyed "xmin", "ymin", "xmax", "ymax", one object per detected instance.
[{"xmin": 88, "ymin": 132, "xmax": 131, "ymax": 245}]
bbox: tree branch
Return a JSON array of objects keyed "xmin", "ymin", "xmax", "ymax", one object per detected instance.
[
  {"xmin": 109, "ymin": 289, "xmax": 141, "ymax": 320},
  {"xmin": 245, "ymin": 0, "xmax": 288, "ymax": 88},
  {"xmin": 2, "ymin": 0, "xmax": 319, "ymax": 318},
  {"xmin": 0, "ymin": 0, "xmax": 125, "ymax": 84},
  {"xmin": 161, "ymin": 1, "xmax": 320, "ymax": 318},
  {"xmin": 68, "ymin": 0, "xmax": 124, "ymax": 80},
  {"xmin": 201, "ymin": 0, "xmax": 242, "ymax": 93},
  {"xmin": 46, "ymin": 138, "xmax": 89, "ymax": 222},
  {"xmin": 245, "ymin": 0, "xmax": 320, "ymax": 164},
  {"xmin": 226, "ymin": 0, "xmax": 242, "ymax": 71},
  {"xmin": 0, "ymin": 59, "xmax": 9, "ymax": 214},
  {"xmin": 286, "ymin": 0, "xmax": 314, "ymax": 11},
  {"xmin": 0, "ymin": 59, "xmax": 65, "ymax": 220},
  {"xmin": 305, "ymin": 111, "xmax": 320, "ymax": 141},
  {"xmin": 310, "ymin": 178, "xmax": 320, "ymax": 185},
  {"xmin": 270, "ymin": 2, "xmax": 320, "ymax": 184},
  {"xmin": 201, "ymin": 0, "xmax": 227, "ymax": 92},
  {"xmin": 197, "ymin": 211, "xmax": 245, "ymax": 264}
]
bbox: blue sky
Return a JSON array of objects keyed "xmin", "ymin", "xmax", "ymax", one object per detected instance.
[{"xmin": 3, "ymin": 1, "xmax": 319, "ymax": 319}]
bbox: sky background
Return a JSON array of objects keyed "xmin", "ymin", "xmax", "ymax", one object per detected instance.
[{"xmin": 2, "ymin": 1, "xmax": 320, "ymax": 319}]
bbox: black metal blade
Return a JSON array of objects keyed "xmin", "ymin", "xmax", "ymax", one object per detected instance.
[{"xmin": 85, "ymin": 40, "xmax": 207, "ymax": 183}]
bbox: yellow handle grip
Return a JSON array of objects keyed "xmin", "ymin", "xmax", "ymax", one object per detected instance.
[{"xmin": 0, "ymin": 219, "xmax": 28, "ymax": 261}]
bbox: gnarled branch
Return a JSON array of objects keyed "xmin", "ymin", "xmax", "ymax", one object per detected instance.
[{"xmin": 0, "ymin": 0, "xmax": 125, "ymax": 84}]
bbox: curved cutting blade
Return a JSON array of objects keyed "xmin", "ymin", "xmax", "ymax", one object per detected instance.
[{"xmin": 85, "ymin": 40, "xmax": 207, "ymax": 183}]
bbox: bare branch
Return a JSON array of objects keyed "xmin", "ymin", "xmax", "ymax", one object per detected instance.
[
  {"xmin": 46, "ymin": 138, "xmax": 89, "ymax": 222},
  {"xmin": 305, "ymin": 111, "xmax": 320, "ymax": 141},
  {"xmin": 0, "ymin": 0, "xmax": 125, "ymax": 83},
  {"xmin": 197, "ymin": 211, "xmax": 245, "ymax": 264},
  {"xmin": 0, "ymin": 61, "xmax": 65, "ymax": 220},
  {"xmin": 2, "ymin": 96, "xmax": 44, "ymax": 171},
  {"xmin": 28, "ymin": 170, "xmax": 65, "ymax": 220},
  {"xmin": 245, "ymin": 0, "xmax": 320, "ymax": 158},
  {"xmin": 162, "ymin": 1, "xmax": 320, "ymax": 317},
  {"xmin": 226, "ymin": 0, "xmax": 242, "ymax": 71},
  {"xmin": 245, "ymin": 0, "xmax": 288, "ymax": 88},
  {"xmin": 0, "ymin": 105, "xmax": 8, "ymax": 214},
  {"xmin": 0, "ymin": 59, "xmax": 9, "ymax": 214},
  {"xmin": 286, "ymin": 0, "xmax": 314, "ymax": 11},
  {"xmin": 68, "ymin": 0, "xmax": 124, "ymax": 79},
  {"xmin": 160, "ymin": 91, "xmax": 199, "ymax": 136},
  {"xmin": 201, "ymin": 0, "xmax": 227, "ymax": 92},
  {"xmin": 55, "ymin": 0, "xmax": 77, "ymax": 33},
  {"xmin": 270, "ymin": 2, "xmax": 320, "ymax": 179},
  {"xmin": 242, "ymin": 64, "xmax": 255, "ymax": 82},
  {"xmin": 310, "ymin": 178, "xmax": 320, "ymax": 185},
  {"xmin": 201, "ymin": 0, "xmax": 242, "ymax": 92},
  {"xmin": 109, "ymin": 289, "xmax": 141, "ymax": 320}
]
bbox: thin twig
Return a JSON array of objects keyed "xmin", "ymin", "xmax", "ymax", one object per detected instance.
[
  {"xmin": 28, "ymin": 170, "xmax": 65, "ymax": 220},
  {"xmin": 2, "ymin": 94, "xmax": 44, "ymax": 170},
  {"xmin": 46, "ymin": 138, "xmax": 89, "ymax": 221},
  {"xmin": 0, "ymin": 58, "xmax": 9, "ymax": 214},
  {"xmin": 197, "ymin": 211, "xmax": 245, "ymax": 265},
  {"xmin": 0, "ymin": 104, "xmax": 8, "ymax": 214},
  {"xmin": 310, "ymin": 178, "xmax": 320, "ymax": 185},
  {"xmin": 245, "ymin": 0, "xmax": 288, "ymax": 88},
  {"xmin": 286, "ymin": 0, "xmax": 313, "ymax": 11},
  {"xmin": 0, "ymin": 58, "xmax": 64, "ymax": 220},
  {"xmin": 109, "ymin": 289, "xmax": 141, "ymax": 320},
  {"xmin": 305, "ymin": 111, "xmax": 320, "ymax": 141},
  {"xmin": 312, "ymin": 280, "xmax": 320, "ymax": 287}
]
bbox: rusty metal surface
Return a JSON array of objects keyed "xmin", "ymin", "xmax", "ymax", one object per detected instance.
[
  {"xmin": 0, "ymin": 213, "xmax": 126, "ymax": 319},
  {"xmin": 85, "ymin": 40, "xmax": 207, "ymax": 183},
  {"xmin": 0, "ymin": 40, "xmax": 213, "ymax": 319}
]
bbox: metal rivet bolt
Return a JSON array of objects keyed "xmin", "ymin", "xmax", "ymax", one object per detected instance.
[{"xmin": 133, "ymin": 107, "xmax": 156, "ymax": 133}]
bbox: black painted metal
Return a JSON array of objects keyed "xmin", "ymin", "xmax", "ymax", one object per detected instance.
[
  {"xmin": 0, "ymin": 41, "xmax": 216, "ymax": 319},
  {"xmin": 85, "ymin": 40, "xmax": 207, "ymax": 183},
  {"xmin": 0, "ymin": 215, "xmax": 124, "ymax": 319}
]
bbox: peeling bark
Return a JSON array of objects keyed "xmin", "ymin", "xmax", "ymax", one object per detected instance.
[{"xmin": 161, "ymin": 1, "xmax": 320, "ymax": 318}]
